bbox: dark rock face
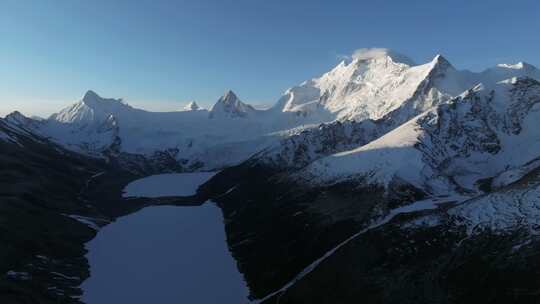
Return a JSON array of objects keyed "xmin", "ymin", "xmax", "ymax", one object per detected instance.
[
  {"xmin": 199, "ymin": 164, "xmax": 426, "ymax": 300},
  {"xmin": 263, "ymin": 218, "xmax": 540, "ymax": 304}
]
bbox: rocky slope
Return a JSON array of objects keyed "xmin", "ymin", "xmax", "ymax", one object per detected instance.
[{"xmin": 264, "ymin": 159, "xmax": 540, "ymax": 303}]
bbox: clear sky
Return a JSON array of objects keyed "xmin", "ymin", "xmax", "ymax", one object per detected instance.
[{"xmin": 1, "ymin": 0, "xmax": 540, "ymax": 117}]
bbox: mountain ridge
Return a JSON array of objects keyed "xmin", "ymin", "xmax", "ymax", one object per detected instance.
[{"xmin": 6, "ymin": 52, "xmax": 540, "ymax": 173}]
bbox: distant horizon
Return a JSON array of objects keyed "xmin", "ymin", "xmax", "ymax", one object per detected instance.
[{"xmin": 3, "ymin": 0, "xmax": 540, "ymax": 117}]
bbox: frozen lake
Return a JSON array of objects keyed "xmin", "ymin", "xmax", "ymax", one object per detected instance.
[
  {"xmin": 81, "ymin": 173, "xmax": 250, "ymax": 303},
  {"xmin": 122, "ymin": 172, "xmax": 217, "ymax": 198}
]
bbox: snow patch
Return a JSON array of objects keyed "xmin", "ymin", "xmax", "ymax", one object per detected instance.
[
  {"xmin": 450, "ymin": 184, "xmax": 540, "ymax": 235},
  {"xmin": 6, "ymin": 271, "xmax": 31, "ymax": 281},
  {"xmin": 301, "ymin": 114, "xmax": 427, "ymax": 188},
  {"xmin": 63, "ymin": 214, "xmax": 108, "ymax": 231}
]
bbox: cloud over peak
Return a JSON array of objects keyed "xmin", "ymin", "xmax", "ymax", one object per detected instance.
[{"xmin": 349, "ymin": 48, "xmax": 415, "ymax": 65}]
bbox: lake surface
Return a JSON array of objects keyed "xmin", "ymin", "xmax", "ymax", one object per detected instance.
[
  {"xmin": 81, "ymin": 173, "xmax": 250, "ymax": 303},
  {"xmin": 122, "ymin": 172, "xmax": 217, "ymax": 198}
]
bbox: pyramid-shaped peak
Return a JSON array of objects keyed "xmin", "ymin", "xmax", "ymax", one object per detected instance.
[
  {"xmin": 81, "ymin": 90, "xmax": 113, "ymax": 107},
  {"xmin": 80, "ymin": 90, "xmax": 126, "ymax": 108},
  {"xmin": 430, "ymin": 54, "xmax": 454, "ymax": 69},
  {"xmin": 433, "ymin": 54, "xmax": 449, "ymax": 63},
  {"xmin": 183, "ymin": 101, "xmax": 200, "ymax": 111},
  {"xmin": 5, "ymin": 110, "xmax": 25, "ymax": 120},
  {"xmin": 4, "ymin": 111, "xmax": 39, "ymax": 129},
  {"xmin": 210, "ymin": 90, "xmax": 254, "ymax": 118},
  {"xmin": 82, "ymin": 90, "xmax": 102, "ymax": 102},
  {"xmin": 4, "ymin": 111, "xmax": 27, "ymax": 125},
  {"xmin": 220, "ymin": 90, "xmax": 240, "ymax": 102}
]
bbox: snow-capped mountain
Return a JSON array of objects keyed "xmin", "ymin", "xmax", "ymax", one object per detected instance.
[
  {"xmin": 50, "ymin": 90, "xmax": 128, "ymax": 124},
  {"xmin": 274, "ymin": 50, "xmax": 540, "ymax": 123},
  {"xmin": 8, "ymin": 51, "xmax": 540, "ymax": 173},
  {"xmin": 183, "ymin": 101, "xmax": 201, "ymax": 111},
  {"xmin": 209, "ymin": 90, "xmax": 255, "ymax": 118},
  {"xmin": 14, "ymin": 89, "xmax": 327, "ymax": 171},
  {"xmin": 249, "ymin": 55, "xmax": 540, "ymax": 171},
  {"xmin": 297, "ymin": 77, "xmax": 540, "ymax": 195},
  {"xmin": 274, "ymin": 52, "xmax": 465, "ymax": 120}
]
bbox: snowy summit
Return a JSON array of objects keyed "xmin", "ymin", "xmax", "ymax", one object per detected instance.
[
  {"xmin": 209, "ymin": 90, "xmax": 255, "ymax": 118},
  {"xmin": 183, "ymin": 101, "xmax": 201, "ymax": 111}
]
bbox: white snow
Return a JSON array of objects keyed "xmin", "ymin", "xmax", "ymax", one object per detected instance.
[
  {"xmin": 298, "ymin": 76, "xmax": 540, "ymax": 199},
  {"xmin": 278, "ymin": 55, "xmax": 441, "ymax": 121},
  {"xmin": 450, "ymin": 184, "xmax": 540, "ymax": 236},
  {"xmin": 209, "ymin": 90, "xmax": 255, "ymax": 118},
  {"xmin": 122, "ymin": 172, "xmax": 216, "ymax": 198},
  {"xmin": 34, "ymin": 89, "xmax": 330, "ymax": 168},
  {"xmin": 275, "ymin": 53, "xmax": 537, "ymax": 122},
  {"xmin": 183, "ymin": 101, "xmax": 201, "ymax": 111},
  {"xmin": 63, "ymin": 214, "xmax": 107, "ymax": 231},
  {"xmin": 301, "ymin": 112, "xmax": 428, "ymax": 189},
  {"xmin": 51, "ymin": 271, "xmax": 80, "ymax": 281}
]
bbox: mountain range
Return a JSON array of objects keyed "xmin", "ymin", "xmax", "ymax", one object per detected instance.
[{"xmin": 5, "ymin": 51, "xmax": 540, "ymax": 171}]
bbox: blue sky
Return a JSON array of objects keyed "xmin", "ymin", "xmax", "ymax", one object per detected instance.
[{"xmin": 1, "ymin": 0, "xmax": 540, "ymax": 117}]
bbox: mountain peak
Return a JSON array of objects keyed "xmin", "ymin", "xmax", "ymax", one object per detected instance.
[
  {"xmin": 428, "ymin": 54, "xmax": 454, "ymax": 71},
  {"xmin": 50, "ymin": 91, "xmax": 129, "ymax": 124},
  {"xmin": 4, "ymin": 111, "xmax": 41, "ymax": 131},
  {"xmin": 5, "ymin": 110, "xmax": 25, "ymax": 119},
  {"xmin": 83, "ymin": 90, "xmax": 100, "ymax": 102},
  {"xmin": 183, "ymin": 101, "xmax": 200, "ymax": 111},
  {"xmin": 209, "ymin": 90, "xmax": 254, "ymax": 118},
  {"xmin": 80, "ymin": 90, "xmax": 125, "ymax": 108},
  {"xmin": 4, "ymin": 111, "xmax": 28, "ymax": 125},
  {"xmin": 221, "ymin": 90, "xmax": 239, "ymax": 103},
  {"xmin": 432, "ymin": 54, "xmax": 450, "ymax": 64}
]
